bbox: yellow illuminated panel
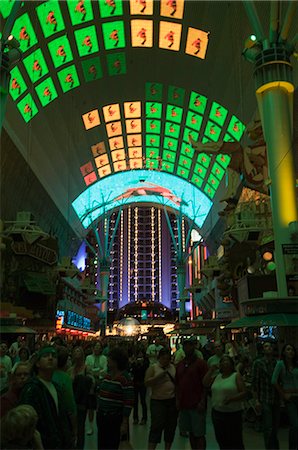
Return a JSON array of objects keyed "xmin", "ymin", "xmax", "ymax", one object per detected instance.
[
  {"xmin": 128, "ymin": 147, "xmax": 142, "ymax": 159},
  {"xmin": 82, "ymin": 109, "xmax": 101, "ymax": 130},
  {"xmin": 103, "ymin": 103, "xmax": 121, "ymax": 122},
  {"xmin": 91, "ymin": 142, "xmax": 106, "ymax": 158},
  {"xmin": 129, "ymin": 0, "xmax": 153, "ymax": 15},
  {"xmin": 131, "ymin": 20, "xmax": 153, "ymax": 48},
  {"xmin": 95, "ymin": 154, "xmax": 109, "ymax": 168},
  {"xmin": 106, "ymin": 121, "xmax": 122, "ymax": 137},
  {"xmin": 124, "ymin": 101, "xmax": 141, "ymax": 118},
  {"xmin": 98, "ymin": 165, "xmax": 111, "ymax": 178},
  {"xmin": 130, "ymin": 158, "xmax": 143, "ymax": 169},
  {"xmin": 113, "ymin": 160, "xmax": 127, "ymax": 172},
  {"xmin": 111, "ymin": 149, "xmax": 126, "ymax": 162},
  {"xmin": 127, "ymin": 134, "xmax": 142, "ymax": 147},
  {"xmin": 126, "ymin": 119, "xmax": 142, "ymax": 134},
  {"xmin": 109, "ymin": 136, "xmax": 124, "ymax": 150},
  {"xmin": 159, "ymin": 22, "xmax": 182, "ymax": 51},
  {"xmin": 160, "ymin": 0, "xmax": 184, "ymax": 19},
  {"xmin": 185, "ymin": 27, "xmax": 209, "ymax": 59}
]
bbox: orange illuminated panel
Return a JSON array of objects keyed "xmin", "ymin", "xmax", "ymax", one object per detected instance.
[
  {"xmin": 131, "ymin": 20, "xmax": 153, "ymax": 48},
  {"xmin": 124, "ymin": 101, "xmax": 141, "ymax": 118},
  {"xmin": 82, "ymin": 109, "xmax": 101, "ymax": 130},
  {"xmin": 130, "ymin": 158, "xmax": 143, "ymax": 169},
  {"xmin": 129, "ymin": 0, "xmax": 153, "ymax": 15},
  {"xmin": 159, "ymin": 22, "xmax": 182, "ymax": 51},
  {"xmin": 91, "ymin": 141, "xmax": 106, "ymax": 157},
  {"xmin": 84, "ymin": 172, "xmax": 97, "ymax": 185},
  {"xmin": 160, "ymin": 0, "xmax": 184, "ymax": 19},
  {"xmin": 185, "ymin": 27, "xmax": 210, "ymax": 59},
  {"xmin": 98, "ymin": 165, "xmax": 111, "ymax": 178},
  {"xmin": 80, "ymin": 161, "xmax": 94, "ymax": 176},
  {"xmin": 106, "ymin": 121, "xmax": 122, "ymax": 137},
  {"xmin": 103, "ymin": 103, "xmax": 121, "ymax": 122},
  {"xmin": 95, "ymin": 154, "xmax": 109, "ymax": 168},
  {"xmin": 127, "ymin": 134, "xmax": 142, "ymax": 147},
  {"xmin": 111, "ymin": 149, "xmax": 126, "ymax": 162},
  {"xmin": 126, "ymin": 119, "xmax": 141, "ymax": 134},
  {"xmin": 113, "ymin": 160, "xmax": 127, "ymax": 172},
  {"xmin": 109, "ymin": 136, "xmax": 124, "ymax": 150},
  {"xmin": 128, "ymin": 147, "xmax": 142, "ymax": 159}
]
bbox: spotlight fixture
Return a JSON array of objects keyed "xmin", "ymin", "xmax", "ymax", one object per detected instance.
[
  {"xmin": 242, "ymin": 35, "xmax": 262, "ymax": 63},
  {"xmin": 262, "ymin": 251, "xmax": 273, "ymax": 262}
]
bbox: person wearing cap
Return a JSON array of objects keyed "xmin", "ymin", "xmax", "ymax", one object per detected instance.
[
  {"xmin": 175, "ymin": 336, "xmax": 208, "ymax": 450},
  {"xmin": 19, "ymin": 346, "xmax": 74, "ymax": 449}
]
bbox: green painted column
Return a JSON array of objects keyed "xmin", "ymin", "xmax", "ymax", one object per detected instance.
[
  {"xmin": 99, "ymin": 263, "xmax": 110, "ymax": 336},
  {"xmin": 177, "ymin": 262, "xmax": 187, "ymax": 321}
]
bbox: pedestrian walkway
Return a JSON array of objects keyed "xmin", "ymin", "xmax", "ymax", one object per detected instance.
[{"xmin": 84, "ymin": 405, "xmax": 288, "ymax": 449}]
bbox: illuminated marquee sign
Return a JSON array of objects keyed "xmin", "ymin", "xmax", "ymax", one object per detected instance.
[{"xmin": 72, "ymin": 170, "xmax": 213, "ymax": 229}]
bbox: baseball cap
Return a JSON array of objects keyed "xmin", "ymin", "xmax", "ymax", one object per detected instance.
[
  {"xmin": 36, "ymin": 346, "xmax": 57, "ymax": 360},
  {"xmin": 183, "ymin": 335, "xmax": 197, "ymax": 344}
]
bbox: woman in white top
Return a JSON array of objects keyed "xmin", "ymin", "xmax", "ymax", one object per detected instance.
[
  {"xmin": 203, "ymin": 355, "xmax": 247, "ymax": 450},
  {"xmin": 145, "ymin": 348, "xmax": 177, "ymax": 450}
]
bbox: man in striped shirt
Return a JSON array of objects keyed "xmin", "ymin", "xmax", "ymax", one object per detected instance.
[{"xmin": 97, "ymin": 347, "xmax": 134, "ymax": 449}]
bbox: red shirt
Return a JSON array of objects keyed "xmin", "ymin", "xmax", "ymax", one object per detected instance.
[{"xmin": 176, "ymin": 357, "xmax": 208, "ymax": 409}]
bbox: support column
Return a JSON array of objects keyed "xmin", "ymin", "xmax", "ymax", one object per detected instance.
[
  {"xmin": 99, "ymin": 263, "xmax": 110, "ymax": 336},
  {"xmin": 256, "ymin": 84, "xmax": 297, "ymax": 296},
  {"xmin": 177, "ymin": 262, "xmax": 187, "ymax": 321}
]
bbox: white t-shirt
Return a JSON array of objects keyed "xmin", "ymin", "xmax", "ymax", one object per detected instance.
[
  {"xmin": 0, "ymin": 355, "xmax": 12, "ymax": 391},
  {"xmin": 146, "ymin": 344, "xmax": 163, "ymax": 365},
  {"xmin": 85, "ymin": 354, "xmax": 107, "ymax": 379},
  {"xmin": 146, "ymin": 362, "xmax": 176, "ymax": 400},
  {"xmin": 211, "ymin": 372, "xmax": 243, "ymax": 412},
  {"xmin": 39, "ymin": 378, "xmax": 59, "ymax": 412}
]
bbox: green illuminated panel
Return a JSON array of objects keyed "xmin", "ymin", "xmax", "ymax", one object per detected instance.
[
  {"xmin": 48, "ymin": 35, "xmax": 73, "ymax": 68},
  {"xmin": 204, "ymin": 184, "xmax": 216, "ymax": 199},
  {"xmin": 207, "ymin": 174, "xmax": 220, "ymax": 190},
  {"xmin": 183, "ymin": 128, "xmax": 199, "ymax": 143},
  {"xmin": 166, "ymin": 105, "xmax": 183, "ymax": 123},
  {"xmin": 102, "ymin": 21, "xmax": 125, "ymax": 50},
  {"xmin": 162, "ymin": 150, "xmax": 176, "ymax": 163},
  {"xmin": 99, "ymin": 0, "xmax": 123, "ymax": 17},
  {"xmin": 181, "ymin": 142, "xmax": 194, "ymax": 159},
  {"xmin": 35, "ymin": 77, "xmax": 58, "ymax": 106},
  {"xmin": 17, "ymin": 93, "xmax": 38, "ymax": 123},
  {"xmin": 36, "ymin": 1, "xmax": 65, "ymax": 38},
  {"xmin": 224, "ymin": 133, "xmax": 235, "ymax": 142},
  {"xmin": 227, "ymin": 116, "xmax": 245, "ymax": 141},
  {"xmin": 186, "ymin": 111, "xmax": 203, "ymax": 132},
  {"xmin": 209, "ymin": 101, "xmax": 228, "ymax": 126},
  {"xmin": 146, "ymin": 120, "xmax": 161, "ymax": 134},
  {"xmin": 205, "ymin": 121, "xmax": 221, "ymax": 141},
  {"xmin": 163, "ymin": 137, "xmax": 178, "ymax": 151},
  {"xmin": 145, "ymin": 102, "xmax": 162, "ymax": 119},
  {"xmin": 9, "ymin": 67, "xmax": 27, "ymax": 100},
  {"xmin": 0, "ymin": 0, "xmax": 15, "ymax": 19},
  {"xmin": 211, "ymin": 162, "xmax": 225, "ymax": 181},
  {"xmin": 57, "ymin": 65, "xmax": 80, "ymax": 92},
  {"xmin": 82, "ymin": 57, "xmax": 103, "ymax": 82},
  {"xmin": 189, "ymin": 92, "xmax": 207, "ymax": 115},
  {"xmin": 67, "ymin": 0, "xmax": 94, "ymax": 24},
  {"xmin": 191, "ymin": 174, "xmax": 203, "ymax": 188},
  {"xmin": 11, "ymin": 13, "xmax": 38, "ymax": 52},
  {"xmin": 146, "ymin": 82, "xmax": 163, "ymax": 101},
  {"xmin": 197, "ymin": 153, "xmax": 211, "ymax": 168},
  {"xmin": 23, "ymin": 49, "xmax": 49, "ymax": 83},
  {"xmin": 202, "ymin": 136, "xmax": 211, "ymax": 143},
  {"xmin": 146, "ymin": 148, "xmax": 159, "ymax": 159},
  {"xmin": 146, "ymin": 159, "xmax": 159, "ymax": 169},
  {"xmin": 178, "ymin": 155, "xmax": 192, "ymax": 169},
  {"xmin": 146, "ymin": 134, "xmax": 160, "ymax": 147},
  {"xmin": 177, "ymin": 166, "xmax": 189, "ymax": 179},
  {"xmin": 168, "ymin": 86, "xmax": 185, "ymax": 106},
  {"xmin": 216, "ymin": 154, "xmax": 231, "ymax": 169},
  {"xmin": 162, "ymin": 161, "xmax": 174, "ymax": 173},
  {"xmin": 165, "ymin": 122, "xmax": 180, "ymax": 138},
  {"xmin": 74, "ymin": 26, "xmax": 99, "ymax": 56},
  {"xmin": 194, "ymin": 163, "xmax": 207, "ymax": 178},
  {"xmin": 107, "ymin": 52, "xmax": 126, "ymax": 75}
]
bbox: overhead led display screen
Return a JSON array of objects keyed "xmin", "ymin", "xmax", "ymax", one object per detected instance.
[
  {"xmin": 67, "ymin": 0, "xmax": 94, "ymax": 24},
  {"xmin": 35, "ymin": 77, "xmax": 58, "ymax": 106},
  {"xmin": 81, "ymin": 57, "xmax": 103, "ymax": 82},
  {"xmin": 185, "ymin": 27, "xmax": 209, "ymax": 60},
  {"xmin": 99, "ymin": 0, "xmax": 123, "ymax": 18},
  {"xmin": 72, "ymin": 170, "xmax": 213, "ymax": 229},
  {"xmin": 131, "ymin": 20, "xmax": 153, "ymax": 48},
  {"xmin": 74, "ymin": 25, "xmax": 99, "ymax": 56},
  {"xmin": 17, "ymin": 94, "xmax": 38, "ymax": 123},
  {"xmin": 159, "ymin": 22, "xmax": 182, "ymax": 51},
  {"xmin": 11, "ymin": 13, "xmax": 38, "ymax": 52},
  {"xmin": 160, "ymin": 0, "xmax": 184, "ymax": 19},
  {"xmin": 57, "ymin": 65, "xmax": 80, "ymax": 92},
  {"xmin": 130, "ymin": 0, "xmax": 153, "ymax": 15},
  {"xmin": 48, "ymin": 35, "xmax": 73, "ymax": 68},
  {"xmin": 9, "ymin": 67, "xmax": 27, "ymax": 100},
  {"xmin": 106, "ymin": 52, "xmax": 126, "ymax": 75},
  {"xmin": 102, "ymin": 21, "xmax": 125, "ymax": 50},
  {"xmin": 23, "ymin": 49, "xmax": 49, "ymax": 83},
  {"xmin": 36, "ymin": 1, "xmax": 65, "ymax": 38}
]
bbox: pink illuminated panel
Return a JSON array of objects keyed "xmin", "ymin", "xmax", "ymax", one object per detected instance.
[
  {"xmin": 80, "ymin": 161, "xmax": 94, "ymax": 176},
  {"xmin": 84, "ymin": 172, "xmax": 97, "ymax": 185},
  {"xmin": 185, "ymin": 27, "xmax": 210, "ymax": 59},
  {"xmin": 159, "ymin": 22, "xmax": 182, "ymax": 51},
  {"xmin": 82, "ymin": 109, "xmax": 101, "ymax": 130}
]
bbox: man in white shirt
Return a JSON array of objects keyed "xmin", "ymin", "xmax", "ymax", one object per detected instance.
[
  {"xmin": 146, "ymin": 338, "xmax": 163, "ymax": 366},
  {"xmin": 0, "ymin": 342, "xmax": 12, "ymax": 394}
]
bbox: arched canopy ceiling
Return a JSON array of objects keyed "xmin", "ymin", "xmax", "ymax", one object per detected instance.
[{"xmin": 2, "ymin": 1, "xmax": 298, "ymax": 237}]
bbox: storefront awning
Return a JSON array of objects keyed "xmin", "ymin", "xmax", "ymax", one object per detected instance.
[
  {"xmin": 0, "ymin": 325, "xmax": 37, "ymax": 334},
  {"xmin": 226, "ymin": 313, "xmax": 298, "ymax": 328},
  {"xmin": 23, "ymin": 272, "xmax": 56, "ymax": 295}
]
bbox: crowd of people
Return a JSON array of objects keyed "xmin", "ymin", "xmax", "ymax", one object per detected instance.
[{"xmin": 0, "ymin": 335, "xmax": 297, "ymax": 450}]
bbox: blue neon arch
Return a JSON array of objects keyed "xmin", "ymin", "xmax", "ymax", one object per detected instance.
[{"xmin": 72, "ymin": 170, "xmax": 213, "ymax": 229}]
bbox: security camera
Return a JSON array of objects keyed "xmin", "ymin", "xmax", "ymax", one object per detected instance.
[{"xmin": 5, "ymin": 35, "xmax": 21, "ymax": 49}]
